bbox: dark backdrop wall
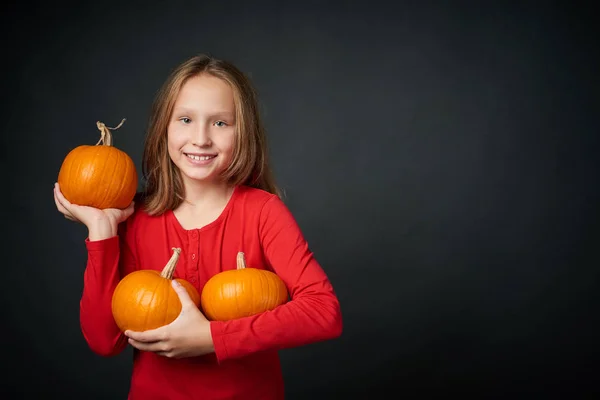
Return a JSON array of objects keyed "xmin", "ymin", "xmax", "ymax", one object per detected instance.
[{"xmin": 3, "ymin": 1, "xmax": 599, "ymax": 398}]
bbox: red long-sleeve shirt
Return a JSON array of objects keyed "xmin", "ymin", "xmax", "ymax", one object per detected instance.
[{"xmin": 79, "ymin": 185, "xmax": 343, "ymax": 399}]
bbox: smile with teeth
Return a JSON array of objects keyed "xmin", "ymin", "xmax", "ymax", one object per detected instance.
[{"xmin": 185, "ymin": 153, "xmax": 216, "ymax": 161}]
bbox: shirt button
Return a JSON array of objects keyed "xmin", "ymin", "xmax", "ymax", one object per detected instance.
[{"xmin": 192, "ymin": 254, "xmax": 196, "ymax": 259}]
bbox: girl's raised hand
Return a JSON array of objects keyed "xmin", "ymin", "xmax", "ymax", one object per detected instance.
[{"xmin": 53, "ymin": 182, "xmax": 135, "ymax": 241}]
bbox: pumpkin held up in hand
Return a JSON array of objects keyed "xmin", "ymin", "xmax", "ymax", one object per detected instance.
[
  {"xmin": 112, "ymin": 248, "xmax": 201, "ymax": 332},
  {"xmin": 57, "ymin": 119, "xmax": 138, "ymax": 210},
  {"xmin": 200, "ymin": 252, "xmax": 289, "ymax": 321}
]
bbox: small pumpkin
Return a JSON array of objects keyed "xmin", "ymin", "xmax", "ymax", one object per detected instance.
[
  {"xmin": 201, "ymin": 252, "xmax": 289, "ymax": 321},
  {"xmin": 57, "ymin": 119, "xmax": 138, "ymax": 210},
  {"xmin": 112, "ymin": 248, "xmax": 201, "ymax": 332}
]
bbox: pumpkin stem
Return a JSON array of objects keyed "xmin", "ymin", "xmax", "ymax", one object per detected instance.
[
  {"xmin": 95, "ymin": 118, "xmax": 126, "ymax": 147},
  {"xmin": 161, "ymin": 247, "xmax": 182, "ymax": 279},
  {"xmin": 236, "ymin": 252, "xmax": 247, "ymax": 270}
]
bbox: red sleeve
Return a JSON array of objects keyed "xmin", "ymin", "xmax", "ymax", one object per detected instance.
[
  {"xmin": 209, "ymin": 196, "xmax": 343, "ymax": 362},
  {"xmin": 79, "ymin": 219, "xmax": 138, "ymax": 357}
]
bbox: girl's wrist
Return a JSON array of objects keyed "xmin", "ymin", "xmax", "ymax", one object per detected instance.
[{"xmin": 88, "ymin": 221, "xmax": 116, "ymax": 241}]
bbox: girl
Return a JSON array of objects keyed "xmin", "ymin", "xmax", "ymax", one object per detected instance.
[{"xmin": 53, "ymin": 54, "xmax": 342, "ymax": 400}]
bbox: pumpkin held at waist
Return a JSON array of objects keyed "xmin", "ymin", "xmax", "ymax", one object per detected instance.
[
  {"xmin": 201, "ymin": 252, "xmax": 289, "ymax": 321},
  {"xmin": 111, "ymin": 247, "xmax": 201, "ymax": 332},
  {"xmin": 112, "ymin": 250, "xmax": 289, "ymax": 330}
]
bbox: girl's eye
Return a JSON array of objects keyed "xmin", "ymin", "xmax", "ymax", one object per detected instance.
[
  {"xmin": 214, "ymin": 121, "xmax": 227, "ymax": 127},
  {"xmin": 180, "ymin": 117, "xmax": 191, "ymax": 124}
]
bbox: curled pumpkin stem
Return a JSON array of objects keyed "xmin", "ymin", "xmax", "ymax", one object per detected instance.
[{"xmin": 95, "ymin": 118, "xmax": 126, "ymax": 146}]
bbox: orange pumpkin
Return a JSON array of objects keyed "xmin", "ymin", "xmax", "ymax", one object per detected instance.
[
  {"xmin": 111, "ymin": 248, "xmax": 201, "ymax": 332},
  {"xmin": 57, "ymin": 119, "xmax": 138, "ymax": 210},
  {"xmin": 200, "ymin": 252, "xmax": 289, "ymax": 321}
]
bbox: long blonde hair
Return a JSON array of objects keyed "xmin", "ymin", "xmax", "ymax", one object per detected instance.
[{"xmin": 139, "ymin": 54, "xmax": 280, "ymax": 215}]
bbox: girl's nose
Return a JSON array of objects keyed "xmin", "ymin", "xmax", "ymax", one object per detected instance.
[{"xmin": 192, "ymin": 124, "xmax": 212, "ymax": 146}]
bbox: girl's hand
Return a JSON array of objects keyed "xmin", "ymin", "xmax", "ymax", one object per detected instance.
[
  {"xmin": 124, "ymin": 280, "xmax": 215, "ymax": 359},
  {"xmin": 53, "ymin": 182, "xmax": 135, "ymax": 241}
]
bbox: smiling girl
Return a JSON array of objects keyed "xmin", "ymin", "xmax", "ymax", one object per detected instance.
[{"xmin": 53, "ymin": 54, "xmax": 342, "ymax": 400}]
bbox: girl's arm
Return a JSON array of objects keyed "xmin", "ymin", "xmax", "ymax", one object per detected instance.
[
  {"xmin": 209, "ymin": 196, "xmax": 343, "ymax": 362},
  {"xmin": 79, "ymin": 222, "xmax": 138, "ymax": 357}
]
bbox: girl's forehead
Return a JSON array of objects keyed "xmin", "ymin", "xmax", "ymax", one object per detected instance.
[{"xmin": 174, "ymin": 75, "xmax": 235, "ymax": 111}]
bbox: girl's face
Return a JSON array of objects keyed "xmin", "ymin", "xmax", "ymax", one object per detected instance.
[{"xmin": 167, "ymin": 74, "xmax": 236, "ymax": 188}]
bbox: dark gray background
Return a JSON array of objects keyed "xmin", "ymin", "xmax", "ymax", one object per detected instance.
[{"xmin": 3, "ymin": 1, "xmax": 599, "ymax": 398}]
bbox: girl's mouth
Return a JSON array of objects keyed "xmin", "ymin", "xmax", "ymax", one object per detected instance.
[{"xmin": 185, "ymin": 153, "xmax": 217, "ymax": 161}]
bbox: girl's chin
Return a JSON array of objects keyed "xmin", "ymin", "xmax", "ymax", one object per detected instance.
[
  {"xmin": 180, "ymin": 169, "xmax": 224, "ymax": 185},
  {"xmin": 183, "ymin": 174, "xmax": 217, "ymax": 183}
]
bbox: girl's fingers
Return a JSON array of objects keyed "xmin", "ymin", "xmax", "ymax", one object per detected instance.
[
  {"xmin": 54, "ymin": 185, "xmax": 79, "ymax": 222},
  {"xmin": 107, "ymin": 201, "xmax": 135, "ymax": 223},
  {"xmin": 123, "ymin": 201, "xmax": 135, "ymax": 218},
  {"xmin": 54, "ymin": 183, "xmax": 72, "ymax": 208},
  {"xmin": 53, "ymin": 187, "xmax": 69, "ymax": 214}
]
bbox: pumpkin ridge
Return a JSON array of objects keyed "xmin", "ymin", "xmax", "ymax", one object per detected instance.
[
  {"xmin": 122, "ymin": 152, "xmax": 136, "ymax": 206},
  {"xmin": 158, "ymin": 278, "xmax": 173, "ymax": 326},
  {"xmin": 165, "ymin": 279, "xmax": 180, "ymax": 326},
  {"xmin": 90, "ymin": 148, "xmax": 107, "ymax": 207},
  {"xmin": 133, "ymin": 284, "xmax": 149, "ymax": 330},
  {"xmin": 161, "ymin": 280, "xmax": 170, "ymax": 327},
  {"xmin": 67, "ymin": 149, "xmax": 81, "ymax": 204},
  {"xmin": 143, "ymin": 280, "xmax": 160, "ymax": 330},
  {"xmin": 219, "ymin": 283, "xmax": 225, "ymax": 317},
  {"xmin": 234, "ymin": 280, "xmax": 241, "ymax": 319},
  {"xmin": 269, "ymin": 271, "xmax": 279, "ymax": 309},
  {"xmin": 81, "ymin": 150, "xmax": 94, "ymax": 204},
  {"xmin": 116, "ymin": 149, "xmax": 135, "ymax": 208},
  {"xmin": 265, "ymin": 272, "xmax": 272, "ymax": 311},
  {"xmin": 108, "ymin": 149, "xmax": 126, "ymax": 208},
  {"xmin": 252, "ymin": 271, "xmax": 260, "ymax": 315},
  {"xmin": 101, "ymin": 148, "xmax": 119, "ymax": 208},
  {"xmin": 246, "ymin": 274, "xmax": 252, "ymax": 315},
  {"xmin": 103, "ymin": 149, "xmax": 119, "ymax": 208},
  {"xmin": 122, "ymin": 280, "xmax": 138, "ymax": 331},
  {"xmin": 260, "ymin": 270, "xmax": 268, "ymax": 312}
]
